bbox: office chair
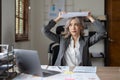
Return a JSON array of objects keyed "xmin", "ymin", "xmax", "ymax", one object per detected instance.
[{"xmin": 48, "ymin": 25, "xmax": 64, "ymax": 65}]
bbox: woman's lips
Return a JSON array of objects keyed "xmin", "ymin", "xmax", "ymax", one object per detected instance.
[{"xmin": 72, "ymin": 31, "xmax": 76, "ymax": 33}]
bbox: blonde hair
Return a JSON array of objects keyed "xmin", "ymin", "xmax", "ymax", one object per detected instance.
[{"xmin": 62, "ymin": 17, "xmax": 85, "ymax": 38}]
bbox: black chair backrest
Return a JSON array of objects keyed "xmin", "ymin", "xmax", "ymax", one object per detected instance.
[
  {"xmin": 51, "ymin": 44, "xmax": 59, "ymax": 65},
  {"xmin": 48, "ymin": 25, "xmax": 64, "ymax": 65},
  {"xmin": 56, "ymin": 25, "xmax": 64, "ymax": 35},
  {"xmin": 48, "ymin": 42, "xmax": 59, "ymax": 65}
]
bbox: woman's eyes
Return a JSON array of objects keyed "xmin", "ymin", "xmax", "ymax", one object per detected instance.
[
  {"xmin": 75, "ymin": 23, "xmax": 79, "ymax": 26},
  {"xmin": 69, "ymin": 23, "xmax": 79, "ymax": 27}
]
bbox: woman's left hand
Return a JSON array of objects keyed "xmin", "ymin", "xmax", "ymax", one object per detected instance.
[{"xmin": 86, "ymin": 12, "xmax": 95, "ymax": 23}]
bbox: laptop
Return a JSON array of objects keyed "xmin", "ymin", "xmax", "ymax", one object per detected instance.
[{"xmin": 14, "ymin": 49, "xmax": 60, "ymax": 77}]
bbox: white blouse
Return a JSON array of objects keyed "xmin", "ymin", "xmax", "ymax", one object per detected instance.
[{"xmin": 64, "ymin": 37, "xmax": 82, "ymax": 66}]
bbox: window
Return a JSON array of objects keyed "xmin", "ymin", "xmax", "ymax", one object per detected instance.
[{"xmin": 15, "ymin": 0, "xmax": 30, "ymax": 42}]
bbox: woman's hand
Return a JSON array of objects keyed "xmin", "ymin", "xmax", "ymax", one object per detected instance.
[
  {"xmin": 86, "ymin": 12, "xmax": 95, "ymax": 23},
  {"xmin": 54, "ymin": 11, "xmax": 65, "ymax": 22}
]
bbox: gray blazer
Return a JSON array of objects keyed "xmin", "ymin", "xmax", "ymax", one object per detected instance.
[{"xmin": 43, "ymin": 20, "xmax": 106, "ymax": 66}]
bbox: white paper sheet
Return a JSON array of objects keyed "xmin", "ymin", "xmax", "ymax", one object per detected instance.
[
  {"xmin": 61, "ymin": 12, "xmax": 89, "ymax": 18},
  {"xmin": 73, "ymin": 66, "xmax": 97, "ymax": 73},
  {"xmin": 12, "ymin": 73, "xmax": 43, "ymax": 80},
  {"xmin": 41, "ymin": 65, "xmax": 48, "ymax": 69},
  {"xmin": 0, "ymin": 52, "xmax": 7, "ymax": 59},
  {"xmin": 43, "ymin": 73, "xmax": 100, "ymax": 80},
  {"xmin": 46, "ymin": 66, "xmax": 69, "ymax": 72}
]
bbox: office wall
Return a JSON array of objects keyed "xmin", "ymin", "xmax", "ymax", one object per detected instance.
[
  {"xmin": 2, "ymin": 0, "xmax": 33, "ymax": 50},
  {"xmin": 74, "ymin": 0, "xmax": 104, "ymax": 15},
  {"xmin": 30, "ymin": 0, "xmax": 49, "ymax": 64},
  {"xmin": 1, "ymin": 0, "xmax": 47, "ymax": 64},
  {"xmin": 1, "ymin": 0, "xmax": 104, "ymax": 65},
  {"xmin": 2, "ymin": 0, "xmax": 14, "ymax": 46}
]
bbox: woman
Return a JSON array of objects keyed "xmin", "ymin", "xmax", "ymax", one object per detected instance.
[{"xmin": 43, "ymin": 12, "xmax": 106, "ymax": 66}]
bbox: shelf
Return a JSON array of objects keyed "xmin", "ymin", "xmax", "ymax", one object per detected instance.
[
  {"xmin": 0, "ymin": 46, "xmax": 16, "ymax": 79},
  {"xmin": 0, "ymin": 64, "xmax": 14, "ymax": 74},
  {"xmin": 0, "ymin": 54, "xmax": 14, "ymax": 66},
  {"xmin": 0, "ymin": 72, "xmax": 17, "ymax": 79}
]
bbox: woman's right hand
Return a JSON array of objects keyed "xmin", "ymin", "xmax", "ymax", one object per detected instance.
[{"xmin": 54, "ymin": 11, "xmax": 65, "ymax": 22}]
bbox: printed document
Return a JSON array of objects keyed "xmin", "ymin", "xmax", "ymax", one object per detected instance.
[{"xmin": 73, "ymin": 66, "xmax": 97, "ymax": 73}]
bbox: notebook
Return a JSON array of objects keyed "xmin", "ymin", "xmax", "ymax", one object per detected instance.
[{"xmin": 14, "ymin": 49, "xmax": 60, "ymax": 77}]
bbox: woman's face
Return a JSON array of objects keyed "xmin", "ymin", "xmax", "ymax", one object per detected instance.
[{"xmin": 68, "ymin": 18, "xmax": 83, "ymax": 37}]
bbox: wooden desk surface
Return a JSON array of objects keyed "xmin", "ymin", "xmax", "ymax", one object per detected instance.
[
  {"xmin": 69, "ymin": 66, "xmax": 120, "ymax": 80},
  {"xmin": 97, "ymin": 67, "xmax": 120, "ymax": 80}
]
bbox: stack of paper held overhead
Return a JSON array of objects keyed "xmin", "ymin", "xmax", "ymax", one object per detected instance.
[{"xmin": 61, "ymin": 12, "xmax": 89, "ymax": 18}]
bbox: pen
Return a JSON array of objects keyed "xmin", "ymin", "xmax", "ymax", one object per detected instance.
[{"xmin": 57, "ymin": 66, "xmax": 63, "ymax": 72}]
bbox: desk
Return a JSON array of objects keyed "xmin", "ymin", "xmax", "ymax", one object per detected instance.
[
  {"xmin": 70, "ymin": 66, "xmax": 120, "ymax": 80},
  {"xmin": 97, "ymin": 67, "xmax": 120, "ymax": 80},
  {"xmin": 13, "ymin": 66, "xmax": 120, "ymax": 80}
]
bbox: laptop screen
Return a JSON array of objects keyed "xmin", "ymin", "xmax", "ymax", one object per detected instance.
[{"xmin": 14, "ymin": 49, "xmax": 43, "ymax": 76}]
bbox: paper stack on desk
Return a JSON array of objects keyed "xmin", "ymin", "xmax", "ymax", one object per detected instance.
[
  {"xmin": 61, "ymin": 12, "xmax": 89, "ymax": 18},
  {"xmin": 73, "ymin": 66, "xmax": 97, "ymax": 73},
  {"xmin": 0, "ymin": 52, "xmax": 7, "ymax": 59}
]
